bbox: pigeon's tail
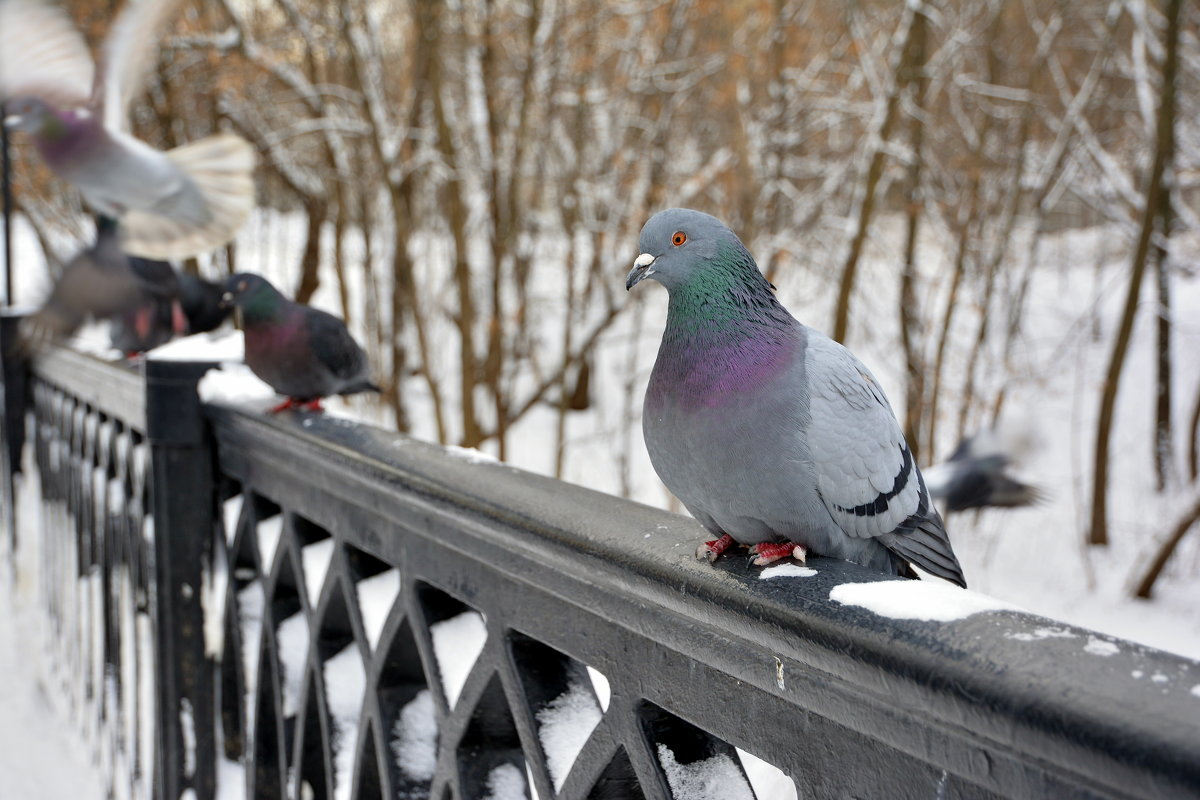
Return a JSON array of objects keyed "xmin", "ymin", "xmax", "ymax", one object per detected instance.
[
  {"xmin": 880, "ymin": 511, "xmax": 967, "ymax": 589},
  {"xmin": 120, "ymin": 133, "xmax": 257, "ymax": 260}
]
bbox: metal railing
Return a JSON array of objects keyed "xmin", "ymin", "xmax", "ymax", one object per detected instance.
[{"xmin": 1, "ymin": 328, "xmax": 1199, "ymax": 800}]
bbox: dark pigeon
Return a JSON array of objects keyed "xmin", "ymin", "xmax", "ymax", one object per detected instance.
[
  {"xmin": 107, "ymin": 255, "xmax": 185, "ymax": 355},
  {"xmin": 0, "ymin": 0, "xmax": 256, "ymax": 259},
  {"xmin": 924, "ymin": 431, "xmax": 1042, "ymax": 512},
  {"xmin": 627, "ymin": 208, "xmax": 966, "ymax": 587},
  {"xmin": 22, "ymin": 216, "xmax": 177, "ymax": 348},
  {"xmin": 222, "ymin": 272, "xmax": 379, "ymax": 413}
]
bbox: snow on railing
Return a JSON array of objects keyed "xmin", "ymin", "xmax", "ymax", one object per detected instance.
[{"xmin": 2, "ymin": 326, "xmax": 1200, "ymax": 800}]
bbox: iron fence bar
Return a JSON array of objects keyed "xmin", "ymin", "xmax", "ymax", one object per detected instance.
[
  {"xmin": 1, "ymin": 101, "xmax": 11, "ymax": 305},
  {"xmin": 145, "ymin": 357, "xmax": 219, "ymax": 800},
  {"xmin": 0, "ymin": 312, "xmax": 27, "ymax": 553}
]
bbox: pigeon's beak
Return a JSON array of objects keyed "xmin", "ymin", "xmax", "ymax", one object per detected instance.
[
  {"xmin": 3, "ymin": 114, "xmax": 23, "ymax": 130},
  {"xmin": 219, "ymin": 291, "xmax": 235, "ymax": 309},
  {"xmin": 625, "ymin": 253, "xmax": 656, "ymax": 291}
]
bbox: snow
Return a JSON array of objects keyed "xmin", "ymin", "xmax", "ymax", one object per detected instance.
[
  {"xmin": 656, "ymin": 743, "xmax": 755, "ymax": 800},
  {"xmin": 1007, "ymin": 626, "xmax": 1076, "ymax": 642},
  {"xmin": 323, "ymin": 644, "xmax": 366, "ymax": 800},
  {"xmin": 390, "ymin": 689, "xmax": 438, "ymax": 782},
  {"xmin": 300, "ymin": 538, "xmax": 334, "ymax": 606},
  {"xmin": 197, "ymin": 362, "xmax": 275, "ymax": 406},
  {"xmin": 829, "ymin": 580, "xmax": 1022, "ymax": 622},
  {"xmin": 180, "ymin": 698, "xmax": 197, "ymax": 778},
  {"xmin": 443, "ymin": 445, "xmax": 500, "ymax": 465},
  {"xmin": 482, "ymin": 763, "xmax": 528, "ymax": 800},
  {"xmin": 429, "ymin": 611, "xmax": 487, "ymax": 708},
  {"xmin": 735, "ymin": 750, "xmax": 797, "ymax": 800},
  {"xmin": 236, "ymin": 581, "xmax": 266, "ymax": 745},
  {"xmin": 355, "ymin": 569, "xmax": 401, "ymax": 651},
  {"xmin": 276, "ymin": 612, "xmax": 310, "ymax": 717},
  {"xmin": 759, "ymin": 564, "xmax": 818, "ymax": 579},
  {"xmin": 147, "ymin": 330, "xmax": 244, "ymax": 362},
  {"xmin": 586, "ymin": 666, "xmax": 611, "ymax": 712},
  {"xmin": 222, "ymin": 495, "xmax": 244, "ymax": 546},
  {"xmin": 1191, "ymin": 684, "xmax": 1200, "ymax": 698},
  {"xmin": 1085, "ymin": 637, "xmax": 1121, "ymax": 657},
  {"xmin": 536, "ymin": 680, "xmax": 603, "ymax": 790},
  {"xmin": 256, "ymin": 515, "xmax": 284, "ymax": 571}
]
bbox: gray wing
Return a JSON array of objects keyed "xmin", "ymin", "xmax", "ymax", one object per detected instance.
[
  {"xmin": 803, "ymin": 331, "xmax": 965, "ymax": 586},
  {"xmin": 304, "ymin": 308, "xmax": 373, "ymax": 391}
]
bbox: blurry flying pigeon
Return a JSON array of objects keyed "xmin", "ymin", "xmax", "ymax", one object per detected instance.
[
  {"xmin": 0, "ymin": 0, "xmax": 256, "ymax": 259},
  {"xmin": 222, "ymin": 273, "xmax": 379, "ymax": 413},
  {"xmin": 923, "ymin": 430, "xmax": 1042, "ymax": 512},
  {"xmin": 627, "ymin": 209, "xmax": 966, "ymax": 587},
  {"xmin": 107, "ymin": 254, "xmax": 187, "ymax": 355},
  {"xmin": 22, "ymin": 215, "xmax": 178, "ymax": 347}
]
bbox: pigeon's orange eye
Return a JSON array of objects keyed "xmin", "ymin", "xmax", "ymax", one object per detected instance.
[{"xmin": 672, "ymin": 231, "xmax": 687, "ymax": 246}]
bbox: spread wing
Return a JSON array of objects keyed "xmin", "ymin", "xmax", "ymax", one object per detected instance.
[
  {"xmin": 99, "ymin": 0, "xmax": 183, "ymax": 131},
  {"xmin": 0, "ymin": 0, "xmax": 94, "ymax": 108},
  {"xmin": 804, "ymin": 331, "xmax": 965, "ymax": 585}
]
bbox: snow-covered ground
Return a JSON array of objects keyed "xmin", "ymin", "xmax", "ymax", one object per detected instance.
[{"xmin": 4, "ymin": 210, "xmax": 1200, "ymax": 797}]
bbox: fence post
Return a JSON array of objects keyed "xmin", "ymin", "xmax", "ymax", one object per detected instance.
[
  {"xmin": 0, "ymin": 312, "xmax": 28, "ymax": 553},
  {"xmin": 144, "ymin": 357, "xmax": 217, "ymax": 800}
]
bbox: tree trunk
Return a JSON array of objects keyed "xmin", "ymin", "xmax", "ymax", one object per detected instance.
[
  {"xmin": 1132, "ymin": 488, "xmax": 1200, "ymax": 599},
  {"xmin": 1089, "ymin": 0, "xmax": 1180, "ymax": 546}
]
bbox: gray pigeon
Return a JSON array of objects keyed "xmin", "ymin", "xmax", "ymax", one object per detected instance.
[
  {"xmin": 22, "ymin": 215, "xmax": 179, "ymax": 348},
  {"xmin": 0, "ymin": 0, "xmax": 256, "ymax": 260},
  {"xmin": 923, "ymin": 430, "xmax": 1042, "ymax": 512},
  {"xmin": 627, "ymin": 208, "xmax": 966, "ymax": 587},
  {"xmin": 222, "ymin": 273, "xmax": 379, "ymax": 413}
]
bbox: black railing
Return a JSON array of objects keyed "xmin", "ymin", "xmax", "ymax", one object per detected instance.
[{"xmin": 1, "ymin": 330, "xmax": 1199, "ymax": 800}]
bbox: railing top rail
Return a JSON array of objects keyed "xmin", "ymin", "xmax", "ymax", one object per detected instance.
[
  {"xmin": 28, "ymin": 345, "xmax": 146, "ymax": 431},
  {"xmin": 205, "ymin": 397, "xmax": 1200, "ymax": 800}
]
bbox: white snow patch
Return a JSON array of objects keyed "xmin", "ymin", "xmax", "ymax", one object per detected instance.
[
  {"xmin": 443, "ymin": 445, "xmax": 499, "ymax": 464},
  {"xmin": 180, "ymin": 698, "xmax": 197, "ymax": 778},
  {"xmin": 355, "ymin": 570, "xmax": 401, "ymax": 650},
  {"xmin": 829, "ymin": 580, "xmax": 1021, "ymax": 622},
  {"xmin": 222, "ymin": 495, "xmax": 244, "ymax": 546},
  {"xmin": 197, "ymin": 361, "xmax": 275, "ymax": 405},
  {"xmin": 301, "ymin": 539, "xmax": 335, "ymax": 606},
  {"xmin": 656, "ymin": 743, "xmax": 755, "ymax": 800},
  {"xmin": 482, "ymin": 763, "xmax": 527, "ymax": 800},
  {"xmin": 323, "ymin": 644, "xmax": 367, "ymax": 800},
  {"xmin": 257, "ymin": 515, "xmax": 284, "ymax": 571},
  {"xmin": 537, "ymin": 681, "xmax": 603, "ymax": 790},
  {"xmin": 1007, "ymin": 626, "xmax": 1077, "ymax": 642},
  {"xmin": 586, "ymin": 666, "xmax": 611, "ymax": 712},
  {"xmin": 1132, "ymin": 670, "xmax": 1145, "ymax": 679},
  {"xmin": 391, "ymin": 689, "xmax": 438, "ymax": 782},
  {"xmin": 237, "ymin": 581, "xmax": 266, "ymax": 734},
  {"xmin": 759, "ymin": 564, "xmax": 817, "ymax": 579},
  {"xmin": 202, "ymin": 550, "xmax": 229, "ymax": 659},
  {"xmin": 430, "ymin": 611, "xmax": 487, "ymax": 708},
  {"xmin": 736, "ymin": 749, "xmax": 797, "ymax": 800},
  {"xmin": 1085, "ymin": 637, "xmax": 1121, "ymax": 657},
  {"xmin": 1151, "ymin": 673, "xmax": 1169, "ymax": 684},
  {"xmin": 148, "ymin": 329, "xmax": 244, "ymax": 361},
  {"xmin": 1190, "ymin": 684, "xmax": 1200, "ymax": 698},
  {"xmin": 276, "ymin": 612, "xmax": 310, "ymax": 717}
]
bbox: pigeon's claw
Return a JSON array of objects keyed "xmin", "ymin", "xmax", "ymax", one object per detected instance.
[
  {"xmin": 270, "ymin": 397, "xmax": 326, "ymax": 414},
  {"xmin": 697, "ymin": 533, "xmax": 735, "ymax": 562},
  {"xmin": 750, "ymin": 541, "xmax": 807, "ymax": 567}
]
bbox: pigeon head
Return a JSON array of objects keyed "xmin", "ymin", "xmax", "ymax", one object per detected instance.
[
  {"xmin": 626, "ymin": 208, "xmax": 768, "ymax": 297},
  {"xmin": 222, "ymin": 272, "xmax": 284, "ymax": 324},
  {"xmin": 3, "ymin": 96, "xmax": 73, "ymax": 135}
]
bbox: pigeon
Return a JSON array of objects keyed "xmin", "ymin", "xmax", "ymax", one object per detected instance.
[
  {"xmin": 22, "ymin": 215, "xmax": 179, "ymax": 348},
  {"xmin": 627, "ymin": 209, "xmax": 966, "ymax": 587},
  {"xmin": 107, "ymin": 254, "xmax": 187, "ymax": 355},
  {"xmin": 0, "ymin": 0, "xmax": 256, "ymax": 260},
  {"xmin": 222, "ymin": 272, "xmax": 379, "ymax": 413},
  {"xmin": 923, "ymin": 430, "xmax": 1042, "ymax": 512},
  {"xmin": 177, "ymin": 271, "xmax": 232, "ymax": 335}
]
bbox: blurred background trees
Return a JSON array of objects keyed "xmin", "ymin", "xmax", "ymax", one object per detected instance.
[{"xmin": 7, "ymin": 0, "xmax": 1200, "ymax": 591}]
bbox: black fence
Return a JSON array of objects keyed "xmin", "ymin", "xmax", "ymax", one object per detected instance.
[{"xmin": 1, "ymin": 324, "xmax": 1199, "ymax": 800}]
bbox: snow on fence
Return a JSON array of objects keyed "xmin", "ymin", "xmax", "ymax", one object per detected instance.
[{"xmin": 1, "ymin": 320, "xmax": 1199, "ymax": 800}]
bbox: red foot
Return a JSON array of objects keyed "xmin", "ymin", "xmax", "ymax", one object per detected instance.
[
  {"xmin": 696, "ymin": 533, "xmax": 735, "ymax": 562},
  {"xmin": 270, "ymin": 397, "xmax": 325, "ymax": 414},
  {"xmin": 749, "ymin": 541, "xmax": 808, "ymax": 567}
]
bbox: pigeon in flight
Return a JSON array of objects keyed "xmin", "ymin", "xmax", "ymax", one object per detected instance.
[
  {"xmin": 627, "ymin": 208, "xmax": 966, "ymax": 587},
  {"xmin": 222, "ymin": 273, "xmax": 379, "ymax": 413},
  {"xmin": 924, "ymin": 429, "xmax": 1042, "ymax": 512},
  {"xmin": 0, "ymin": 0, "xmax": 256, "ymax": 260}
]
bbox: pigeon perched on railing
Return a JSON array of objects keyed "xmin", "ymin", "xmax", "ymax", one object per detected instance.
[
  {"xmin": 22, "ymin": 215, "xmax": 179, "ymax": 348},
  {"xmin": 923, "ymin": 430, "xmax": 1042, "ymax": 512},
  {"xmin": 627, "ymin": 209, "xmax": 966, "ymax": 587},
  {"xmin": 222, "ymin": 273, "xmax": 379, "ymax": 413},
  {"xmin": 0, "ymin": 0, "xmax": 256, "ymax": 260}
]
